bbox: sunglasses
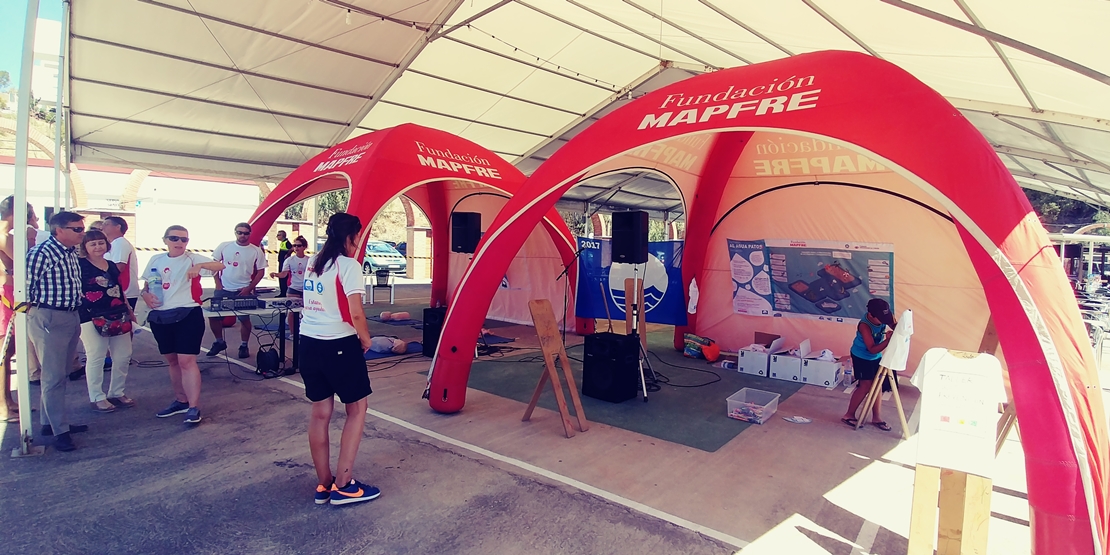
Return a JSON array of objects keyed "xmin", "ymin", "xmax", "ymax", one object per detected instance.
[
  {"xmin": 65, "ymin": 226, "xmax": 85, "ymax": 233},
  {"xmin": 165, "ymin": 236, "xmax": 190, "ymax": 243},
  {"xmin": 293, "ymin": 243, "xmax": 307, "ymax": 248},
  {"xmin": 235, "ymin": 231, "xmax": 250, "ymax": 236}
]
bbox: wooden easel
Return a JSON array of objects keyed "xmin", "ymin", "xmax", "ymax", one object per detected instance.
[
  {"xmin": 522, "ymin": 299, "xmax": 589, "ymax": 438},
  {"xmin": 979, "ymin": 317, "xmax": 1018, "ymax": 456},
  {"xmin": 854, "ymin": 364, "xmax": 910, "ymax": 440},
  {"xmin": 908, "ymin": 465, "xmax": 992, "ymax": 555}
]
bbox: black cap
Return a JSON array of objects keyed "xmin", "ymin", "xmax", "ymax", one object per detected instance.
[{"xmin": 866, "ymin": 298, "xmax": 896, "ymax": 327}]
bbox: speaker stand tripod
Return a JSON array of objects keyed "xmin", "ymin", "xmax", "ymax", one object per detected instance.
[
  {"xmin": 624, "ymin": 276, "xmax": 656, "ymax": 402},
  {"xmin": 630, "ymin": 301, "xmax": 656, "ymax": 402}
]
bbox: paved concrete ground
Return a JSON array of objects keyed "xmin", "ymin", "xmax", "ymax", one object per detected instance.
[
  {"xmin": 0, "ymin": 288, "xmax": 732, "ymax": 555},
  {"xmin": 2, "ymin": 279, "xmax": 1078, "ymax": 554}
]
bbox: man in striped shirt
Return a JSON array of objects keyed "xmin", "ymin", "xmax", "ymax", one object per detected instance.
[{"xmin": 26, "ymin": 211, "xmax": 86, "ymax": 452}]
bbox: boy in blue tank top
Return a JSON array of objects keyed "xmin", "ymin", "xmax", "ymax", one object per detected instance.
[{"xmin": 842, "ymin": 298, "xmax": 898, "ymax": 431}]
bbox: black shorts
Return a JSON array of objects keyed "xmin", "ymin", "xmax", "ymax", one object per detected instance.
[
  {"xmin": 300, "ymin": 334, "xmax": 371, "ymax": 404},
  {"xmin": 150, "ymin": 307, "xmax": 205, "ymax": 355},
  {"xmin": 851, "ymin": 354, "xmax": 881, "ymax": 381}
]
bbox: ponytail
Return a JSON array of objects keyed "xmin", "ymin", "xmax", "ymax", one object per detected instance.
[{"xmin": 312, "ymin": 212, "xmax": 362, "ymax": 275}]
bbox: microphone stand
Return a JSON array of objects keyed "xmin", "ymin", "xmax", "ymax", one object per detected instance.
[{"xmin": 557, "ymin": 245, "xmax": 587, "ymax": 347}]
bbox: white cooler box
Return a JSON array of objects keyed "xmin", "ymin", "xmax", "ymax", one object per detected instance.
[
  {"xmin": 770, "ymin": 339, "xmax": 809, "ymax": 383},
  {"xmin": 801, "ymin": 356, "xmax": 843, "ymax": 387},
  {"xmin": 737, "ymin": 335, "xmax": 784, "ymax": 377}
]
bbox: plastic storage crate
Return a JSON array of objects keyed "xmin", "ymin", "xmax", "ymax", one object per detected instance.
[{"xmin": 726, "ymin": 388, "xmax": 780, "ymax": 424}]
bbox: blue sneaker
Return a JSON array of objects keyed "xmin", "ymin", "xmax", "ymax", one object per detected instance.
[
  {"xmin": 156, "ymin": 400, "xmax": 190, "ymax": 418},
  {"xmin": 329, "ymin": 479, "xmax": 380, "ymax": 506},
  {"xmin": 314, "ymin": 480, "xmax": 335, "ymax": 505},
  {"xmin": 183, "ymin": 407, "xmax": 202, "ymax": 425}
]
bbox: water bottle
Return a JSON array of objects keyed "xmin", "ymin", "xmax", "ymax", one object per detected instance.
[
  {"xmin": 148, "ymin": 268, "xmax": 164, "ymax": 306},
  {"xmin": 722, "ymin": 360, "xmax": 737, "ymax": 370}
]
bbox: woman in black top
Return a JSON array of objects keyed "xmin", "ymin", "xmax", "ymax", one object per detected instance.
[{"xmin": 78, "ymin": 230, "xmax": 136, "ymax": 412}]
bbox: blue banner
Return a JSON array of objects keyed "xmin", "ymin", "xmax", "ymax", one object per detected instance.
[{"xmin": 575, "ymin": 237, "xmax": 687, "ymax": 326}]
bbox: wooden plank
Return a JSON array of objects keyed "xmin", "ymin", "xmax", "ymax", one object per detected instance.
[
  {"xmin": 908, "ymin": 464, "xmax": 942, "ymax": 555},
  {"xmin": 977, "ymin": 317, "xmax": 999, "ymax": 355},
  {"xmin": 937, "ymin": 469, "xmax": 968, "ymax": 555},
  {"xmin": 854, "ymin": 367, "xmax": 885, "ymax": 429},
  {"xmin": 525, "ymin": 299, "xmax": 582, "ymax": 438},
  {"xmin": 961, "ymin": 474, "xmax": 992, "ymax": 554},
  {"xmin": 995, "ymin": 404, "xmax": 1017, "ymax": 456},
  {"xmin": 556, "ymin": 340, "xmax": 589, "ymax": 433},
  {"xmin": 887, "ymin": 367, "xmax": 911, "ymax": 440}
]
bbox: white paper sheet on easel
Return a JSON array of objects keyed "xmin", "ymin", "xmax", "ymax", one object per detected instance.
[
  {"xmin": 879, "ymin": 309, "xmax": 913, "ymax": 371},
  {"xmin": 914, "ymin": 348, "xmax": 1004, "ymax": 478}
]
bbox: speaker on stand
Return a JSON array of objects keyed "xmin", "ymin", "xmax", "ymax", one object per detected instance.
[
  {"xmin": 422, "ymin": 307, "xmax": 448, "ymax": 358},
  {"xmin": 451, "ymin": 212, "xmax": 481, "ymax": 254},
  {"xmin": 611, "ymin": 210, "xmax": 648, "ymax": 264}
]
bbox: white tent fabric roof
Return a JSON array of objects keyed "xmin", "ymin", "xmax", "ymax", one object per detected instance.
[{"xmin": 67, "ymin": 0, "xmax": 1110, "ymax": 206}]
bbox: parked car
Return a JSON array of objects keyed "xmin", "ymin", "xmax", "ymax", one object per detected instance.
[{"xmin": 363, "ymin": 240, "xmax": 407, "ymax": 275}]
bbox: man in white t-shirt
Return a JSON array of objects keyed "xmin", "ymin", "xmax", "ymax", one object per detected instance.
[
  {"xmin": 102, "ymin": 216, "xmax": 139, "ymax": 307},
  {"xmin": 207, "ymin": 223, "xmax": 266, "ymax": 359}
]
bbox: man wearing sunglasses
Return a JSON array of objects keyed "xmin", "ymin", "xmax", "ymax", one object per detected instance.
[
  {"xmin": 208, "ymin": 223, "xmax": 266, "ymax": 359},
  {"xmin": 25, "ymin": 211, "xmax": 87, "ymax": 451}
]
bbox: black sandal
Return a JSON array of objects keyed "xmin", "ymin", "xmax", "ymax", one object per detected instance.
[
  {"xmin": 841, "ymin": 417, "xmax": 858, "ymax": 427},
  {"xmin": 872, "ymin": 421, "xmax": 892, "ymax": 431}
]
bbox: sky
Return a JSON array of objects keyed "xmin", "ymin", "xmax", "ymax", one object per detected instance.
[{"xmin": 1, "ymin": 0, "xmax": 63, "ymax": 89}]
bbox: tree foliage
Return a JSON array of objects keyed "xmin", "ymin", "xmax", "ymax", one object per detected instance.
[
  {"xmin": 1024, "ymin": 190, "xmax": 1104, "ymax": 226},
  {"xmin": 284, "ymin": 201, "xmax": 304, "ymax": 220},
  {"xmin": 316, "ymin": 190, "xmax": 349, "ymax": 228}
]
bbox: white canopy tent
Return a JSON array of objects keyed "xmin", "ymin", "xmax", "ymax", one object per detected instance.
[{"xmin": 61, "ymin": 0, "xmax": 1110, "ymax": 206}]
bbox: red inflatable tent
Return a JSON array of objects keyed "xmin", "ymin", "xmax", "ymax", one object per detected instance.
[
  {"xmin": 247, "ymin": 123, "xmax": 585, "ymax": 328},
  {"xmin": 427, "ymin": 51, "xmax": 1108, "ymax": 554}
]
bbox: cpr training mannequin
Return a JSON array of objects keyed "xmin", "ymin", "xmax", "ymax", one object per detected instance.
[{"xmin": 368, "ymin": 336, "xmax": 407, "ymax": 354}]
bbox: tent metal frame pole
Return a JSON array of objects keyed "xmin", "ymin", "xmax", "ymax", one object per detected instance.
[
  {"xmin": 13, "ymin": 0, "xmax": 43, "ymax": 458},
  {"xmin": 62, "ymin": 0, "xmax": 73, "ymax": 209},
  {"xmin": 53, "ymin": 0, "xmax": 69, "ymax": 213}
]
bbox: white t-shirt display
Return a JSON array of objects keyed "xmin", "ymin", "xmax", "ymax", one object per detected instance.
[
  {"xmin": 214, "ymin": 241, "xmax": 266, "ymax": 291},
  {"xmin": 108, "ymin": 236, "xmax": 140, "ymax": 298},
  {"xmin": 142, "ymin": 253, "xmax": 214, "ymax": 310},
  {"xmin": 281, "ymin": 254, "xmax": 310, "ymax": 291},
  {"xmin": 300, "ymin": 255, "xmax": 365, "ymax": 340}
]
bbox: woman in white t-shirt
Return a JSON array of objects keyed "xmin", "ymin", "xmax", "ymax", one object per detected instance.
[
  {"xmin": 299, "ymin": 213, "xmax": 379, "ymax": 506},
  {"xmin": 141, "ymin": 225, "xmax": 225, "ymax": 426},
  {"xmin": 269, "ymin": 235, "xmax": 309, "ymax": 333}
]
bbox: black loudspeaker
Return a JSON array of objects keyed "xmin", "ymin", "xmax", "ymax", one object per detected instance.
[
  {"xmin": 422, "ymin": 307, "xmax": 447, "ymax": 358},
  {"xmin": 611, "ymin": 211, "xmax": 648, "ymax": 264},
  {"xmin": 582, "ymin": 332, "xmax": 639, "ymax": 403},
  {"xmin": 451, "ymin": 212, "xmax": 481, "ymax": 253}
]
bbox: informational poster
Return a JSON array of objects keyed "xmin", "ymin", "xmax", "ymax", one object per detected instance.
[
  {"xmin": 730, "ymin": 238, "xmax": 894, "ymax": 321},
  {"xmin": 727, "ymin": 239, "xmax": 774, "ymax": 316},
  {"xmin": 913, "ymin": 348, "xmax": 1004, "ymax": 478},
  {"xmin": 575, "ymin": 237, "xmax": 687, "ymax": 326}
]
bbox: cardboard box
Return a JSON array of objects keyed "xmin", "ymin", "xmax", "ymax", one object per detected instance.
[
  {"xmin": 737, "ymin": 332, "xmax": 784, "ymax": 377},
  {"xmin": 802, "ymin": 355, "xmax": 843, "ymax": 387},
  {"xmin": 770, "ymin": 338, "xmax": 809, "ymax": 383}
]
